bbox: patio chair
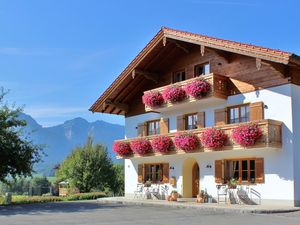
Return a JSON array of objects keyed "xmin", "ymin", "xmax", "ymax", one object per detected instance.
[
  {"xmin": 133, "ymin": 184, "xmax": 144, "ymax": 199},
  {"xmin": 160, "ymin": 185, "xmax": 169, "ymax": 200},
  {"xmin": 150, "ymin": 184, "xmax": 160, "ymax": 199},
  {"xmin": 216, "ymin": 185, "xmax": 228, "ymax": 204}
]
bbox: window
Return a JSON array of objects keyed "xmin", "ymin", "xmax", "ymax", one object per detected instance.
[
  {"xmin": 194, "ymin": 63, "xmax": 210, "ymax": 77},
  {"xmin": 185, "ymin": 113, "xmax": 198, "ymax": 130},
  {"xmin": 147, "ymin": 120, "xmax": 160, "ymax": 135},
  {"xmin": 144, "ymin": 164, "xmax": 163, "ymax": 183},
  {"xmin": 225, "ymin": 159, "xmax": 256, "ymax": 183},
  {"xmin": 173, "ymin": 70, "xmax": 186, "ymax": 83},
  {"xmin": 228, "ymin": 104, "xmax": 250, "ymax": 124}
]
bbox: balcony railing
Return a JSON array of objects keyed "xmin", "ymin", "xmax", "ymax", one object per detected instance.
[
  {"xmin": 115, "ymin": 119, "xmax": 282, "ymax": 159},
  {"xmin": 143, "ymin": 73, "xmax": 229, "ymax": 112}
]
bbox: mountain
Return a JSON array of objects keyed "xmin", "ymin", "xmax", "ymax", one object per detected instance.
[{"xmin": 18, "ymin": 113, "xmax": 125, "ymax": 176}]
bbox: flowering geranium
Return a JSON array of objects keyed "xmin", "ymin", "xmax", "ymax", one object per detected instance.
[
  {"xmin": 162, "ymin": 86, "xmax": 186, "ymax": 103},
  {"xmin": 174, "ymin": 133, "xmax": 199, "ymax": 152},
  {"xmin": 142, "ymin": 91, "xmax": 164, "ymax": 108},
  {"xmin": 151, "ymin": 135, "xmax": 173, "ymax": 153},
  {"xmin": 130, "ymin": 138, "xmax": 152, "ymax": 155},
  {"xmin": 184, "ymin": 80, "xmax": 210, "ymax": 99},
  {"xmin": 232, "ymin": 123, "xmax": 262, "ymax": 147},
  {"xmin": 200, "ymin": 128, "xmax": 227, "ymax": 149},
  {"xmin": 113, "ymin": 141, "xmax": 132, "ymax": 156}
]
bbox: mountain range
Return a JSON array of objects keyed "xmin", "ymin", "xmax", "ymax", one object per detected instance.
[{"xmin": 18, "ymin": 113, "xmax": 125, "ymax": 176}]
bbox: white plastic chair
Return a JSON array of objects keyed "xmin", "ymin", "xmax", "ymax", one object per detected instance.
[{"xmin": 134, "ymin": 184, "xmax": 144, "ymax": 199}]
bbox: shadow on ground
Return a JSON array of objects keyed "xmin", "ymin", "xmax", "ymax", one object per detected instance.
[{"xmin": 0, "ymin": 201, "xmax": 125, "ymax": 216}]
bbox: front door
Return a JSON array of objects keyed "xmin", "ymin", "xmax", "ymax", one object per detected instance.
[{"xmin": 192, "ymin": 163, "xmax": 199, "ymax": 197}]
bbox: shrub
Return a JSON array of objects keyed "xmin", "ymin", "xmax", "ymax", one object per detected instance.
[
  {"xmin": 174, "ymin": 133, "xmax": 199, "ymax": 152},
  {"xmin": 184, "ymin": 80, "xmax": 210, "ymax": 99},
  {"xmin": 130, "ymin": 138, "xmax": 152, "ymax": 155},
  {"xmin": 64, "ymin": 192, "xmax": 106, "ymax": 201},
  {"xmin": 200, "ymin": 128, "xmax": 227, "ymax": 149},
  {"xmin": 11, "ymin": 195, "xmax": 62, "ymax": 204},
  {"xmin": 162, "ymin": 86, "xmax": 186, "ymax": 103},
  {"xmin": 232, "ymin": 123, "xmax": 262, "ymax": 146},
  {"xmin": 142, "ymin": 91, "xmax": 164, "ymax": 108},
  {"xmin": 113, "ymin": 141, "xmax": 132, "ymax": 156},
  {"xmin": 151, "ymin": 136, "xmax": 173, "ymax": 153}
]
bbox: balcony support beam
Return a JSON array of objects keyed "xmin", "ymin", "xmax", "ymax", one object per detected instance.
[
  {"xmin": 167, "ymin": 38, "xmax": 190, "ymax": 54},
  {"xmin": 133, "ymin": 69, "xmax": 159, "ymax": 83},
  {"xmin": 104, "ymin": 99, "xmax": 129, "ymax": 113}
]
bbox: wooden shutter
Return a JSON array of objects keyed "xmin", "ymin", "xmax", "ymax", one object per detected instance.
[
  {"xmin": 197, "ymin": 112, "xmax": 205, "ymax": 128},
  {"xmin": 214, "ymin": 108, "xmax": 227, "ymax": 126},
  {"xmin": 160, "ymin": 118, "xmax": 169, "ymax": 134},
  {"xmin": 138, "ymin": 164, "xmax": 144, "ymax": 183},
  {"xmin": 137, "ymin": 123, "xmax": 147, "ymax": 137},
  {"xmin": 162, "ymin": 163, "xmax": 169, "ymax": 183},
  {"xmin": 255, "ymin": 158, "xmax": 264, "ymax": 183},
  {"xmin": 250, "ymin": 102, "xmax": 264, "ymax": 121},
  {"xmin": 177, "ymin": 115, "xmax": 185, "ymax": 131},
  {"xmin": 215, "ymin": 160, "xmax": 223, "ymax": 183}
]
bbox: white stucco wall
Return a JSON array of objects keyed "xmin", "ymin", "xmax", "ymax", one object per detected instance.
[{"xmin": 124, "ymin": 84, "xmax": 295, "ymax": 204}]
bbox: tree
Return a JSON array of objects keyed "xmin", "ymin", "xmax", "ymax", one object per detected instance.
[
  {"xmin": 56, "ymin": 137, "xmax": 117, "ymax": 193},
  {"xmin": 0, "ymin": 88, "xmax": 42, "ymax": 182},
  {"xmin": 111, "ymin": 164, "xmax": 124, "ymax": 196}
]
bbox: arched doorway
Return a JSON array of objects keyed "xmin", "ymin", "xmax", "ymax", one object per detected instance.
[{"xmin": 182, "ymin": 158, "xmax": 200, "ymax": 198}]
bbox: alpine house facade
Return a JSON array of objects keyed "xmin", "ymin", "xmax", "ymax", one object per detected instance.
[{"xmin": 90, "ymin": 27, "xmax": 300, "ymax": 206}]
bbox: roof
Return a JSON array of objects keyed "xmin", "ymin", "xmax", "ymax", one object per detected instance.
[{"xmin": 90, "ymin": 27, "xmax": 300, "ymax": 113}]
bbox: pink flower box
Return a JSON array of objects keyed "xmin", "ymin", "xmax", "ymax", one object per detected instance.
[
  {"xmin": 130, "ymin": 138, "xmax": 152, "ymax": 155},
  {"xmin": 142, "ymin": 91, "xmax": 164, "ymax": 108},
  {"xmin": 200, "ymin": 128, "xmax": 227, "ymax": 149},
  {"xmin": 184, "ymin": 80, "xmax": 210, "ymax": 99},
  {"xmin": 151, "ymin": 135, "xmax": 173, "ymax": 153},
  {"xmin": 162, "ymin": 86, "xmax": 186, "ymax": 103},
  {"xmin": 174, "ymin": 133, "xmax": 199, "ymax": 152},
  {"xmin": 113, "ymin": 142, "xmax": 132, "ymax": 156},
  {"xmin": 232, "ymin": 123, "xmax": 262, "ymax": 147}
]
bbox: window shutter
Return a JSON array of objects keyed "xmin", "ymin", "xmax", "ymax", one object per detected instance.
[
  {"xmin": 197, "ymin": 112, "xmax": 205, "ymax": 128},
  {"xmin": 250, "ymin": 102, "xmax": 264, "ymax": 121},
  {"xmin": 215, "ymin": 160, "xmax": 223, "ymax": 183},
  {"xmin": 255, "ymin": 158, "xmax": 264, "ymax": 183},
  {"xmin": 138, "ymin": 164, "xmax": 144, "ymax": 183},
  {"xmin": 137, "ymin": 123, "xmax": 147, "ymax": 137},
  {"xmin": 162, "ymin": 163, "xmax": 169, "ymax": 183},
  {"xmin": 160, "ymin": 118, "xmax": 169, "ymax": 134},
  {"xmin": 214, "ymin": 108, "xmax": 227, "ymax": 126},
  {"xmin": 177, "ymin": 115, "xmax": 185, "ymax": 131}
]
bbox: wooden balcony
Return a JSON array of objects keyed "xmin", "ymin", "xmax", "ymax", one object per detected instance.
[
  {"xmin": 144, "ymin": 73, "xmax": 229, "ymax": 113},
  {"xmin": 116, "ymin": 119, "xmax": 282, "ymax": 159}
]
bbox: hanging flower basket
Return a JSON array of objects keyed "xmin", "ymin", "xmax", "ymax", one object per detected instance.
[
  {"xmin": 174, "ymin": 133, "xmax": 199, "ymax": 152},
  {"xmin": 130, "ymin": 138, "xmax": 152, "ymax": 155},
  {"xmin": 162, "ymin": 86, "xmax": 186, "ymax": 103},
  {"xmin": 113, "ymin": 141, "xmax": 132, "ymax": 156},
  {"xmin": 151, "ymin": 135, "xmax": 173, "ymax": 153},
  {"xmin": 200, "ymin": 128, "xmax": 227, "ymax": 149},
  {"xmin": 232, "ymin": 123, "xmax": 263, "ymax": 147},
  {"xmin": 184, "ymin": 80, "xmax": 210, "ymax": 99},
  {"xmin": 142, "ymin": 91, "xmax": 164, "ymax": 108}
]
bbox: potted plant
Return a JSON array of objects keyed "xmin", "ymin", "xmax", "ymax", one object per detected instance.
[
  {"xmin": 227, "ymin": 178, "xmax": 238, "ymax": 189},
  {"xmin": 112, "ymin": 141, "xmax": 132, "ymax": 157},
  {"xmin": 168, "ymin": 190, "xmax": 179, "ymax": 201},
  {"xmin": 232, "ymin": 123, "xmax": 262, "ymax": 147},
  {"xmin": 196, "ymin": 190, "xmax": 208, "ymax": 203},
  {"xmin": 184, "ymin": 80, "xmax": 210, "ymax": 99},
  {"xmin": 151, "ymin": 135, "xmax": 173, "ymax": 154},
  {"xmin": 130, "ymin": 138, "xmax": 152, "ymax": 155},
  {"xmin": 142, "ymin": 91, "xmax": 164, "ymax": 108},
  {"xmin": 162, "ymin": 85, "xmax": 186, "ymax": 103},
  {"xmin": 174, "ymin": 133, "xmax": 199, "ymax": 152},
  {"xmin": 200, "ymin": 128, "xmax": 227, "ymax": 149}
]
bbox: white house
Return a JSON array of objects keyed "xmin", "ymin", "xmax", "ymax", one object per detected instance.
[{"xmin": 90, "ymin": 27, "xmax": 300, "ymax": 206}]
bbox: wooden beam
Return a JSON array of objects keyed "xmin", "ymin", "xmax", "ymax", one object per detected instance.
[
  {"xmin": 200, "ymin": 45, "xmax": 205, "ymax": 56},
  {"xmin": 167, "ymin": 38, "xmax": 189, "ymax": 54},
  {"xmin": 261, "ymin": 60, "xmax": 289, "ymax": 78},
  {"xmin": 163, "ymin": 36, "xmax": 167, "ymax": 47},
  {"xmin": 256, "ymin": 58, "xmax": 262, "ymax": 70},
  {"xmin": 104, "ymin": 99, "xmax": 129, "ymax": 113},
  {"xmin": 134, "ymin": 69, "xmax": 159, "ymax": 83}
]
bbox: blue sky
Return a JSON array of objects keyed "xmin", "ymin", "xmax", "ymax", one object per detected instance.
[{"xmin": 0, "ymin": 0, "xmax": 299, "ymax": 127}]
